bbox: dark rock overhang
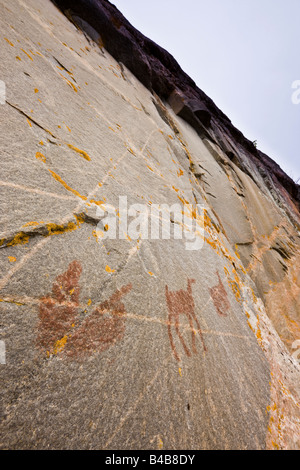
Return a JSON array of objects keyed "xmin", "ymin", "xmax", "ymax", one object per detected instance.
[{"xmin": 51, "ymin": 0, "xmax": 300, "ymax": 211}]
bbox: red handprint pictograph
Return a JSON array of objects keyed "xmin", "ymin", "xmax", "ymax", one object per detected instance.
[
  {"xmin": 64, "ymin": 283, "xmax": 132, "ymax": 359},
  {"xmin": 37, "ymin": 260, "xmax": 132, "ymax": 360},
  {"xmin": 37, "ymin": 260, "xmax": 82, "ymax": 355},
  {"xmin": 165, "ymin": 279, "xmax": 207, "ymax": 362}
]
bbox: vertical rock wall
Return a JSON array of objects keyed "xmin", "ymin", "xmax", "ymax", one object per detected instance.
[{"xmin": 0, "ymin": 0, "xmax": 299, "ymax": 450}]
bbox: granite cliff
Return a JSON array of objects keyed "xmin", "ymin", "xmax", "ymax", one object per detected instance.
[{"xmin": 0, "ymin": 0, "xmax": 299, "ymax": 450}]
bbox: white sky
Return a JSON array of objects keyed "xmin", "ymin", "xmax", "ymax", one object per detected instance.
[{"xmin": 112, "ymin": 0, "xmax": 300, "ymax": 181}]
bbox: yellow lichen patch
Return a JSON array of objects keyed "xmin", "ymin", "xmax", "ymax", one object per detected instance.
[
  {"xmin": 158, "ymin": 437, "xmax": 163, "ymax": 450},
  {"xmin": 48, "ymin": 169, "xmax": 88, "ymax": 200},
  {"xmin": 177, "ymin": 194, "xmax": 190, "ymax": 206},
  {"xmin": 87, "ymin": 299, "xmax": 92, "ymax": 306},
  {"xmin": 34, "ymin": 88, "xmax": 39, "ymax": 93},
  {"xmin": 39, "ymin": 141, "xmax": 44, "ymax": 146},
  {"xmin": 92, "ymin": 230, "xmax": 104, "ymax": 242},
  {"xmin": 66, "ymin": 80, "xmax": 77, "ymax": 93},
  {"xmin": 16, "ymin": 56, "xmax": 21, "ymax": 61},
  {"xmin": 22, "ymin": 221, "xmax": 41, "ymax": 228},
  {"xmin": 105, "ymin": 265, "xmax": 116, "ymax": 274},
  {"xmin": 8, "ymin": 256, "xmax": 16, "ymax": 263},
  {"xmin": 21, "ymin": 49, "xmax": 33, "ymax": 61},
  {"xmin": 255, "ymin": 314, "xmax": 263, "ymax": 347},
  {"xmin": 27, "ymin": 119, "xmax": 32, "ymax": 128},
  {"xmin": 0, "ymin": 298, "xmax": 24, "ymax": 306},
  {"xmin": 58, "ymin": 72, "xmax": 78, "ymax": 92},
  {"xmin": 127, "ymin": 147, "xmax": 136, "ymax": 156},
  {"xmin": 224, "ymin": 266, "xmax": 242, "ymax": 303},
  {"xmin": 89, "ymin": 199, "xmax": 105, "ymax": 206},
  {"xmin": 47, "ymin": 214, "xmax": 84, "ymax": 238},
  {"xmin": 178, "ymin": 367, "xmax": 182, "ymax": 377},
  {"xmin": 148, "ymin": 271, "xmax": 154, "ymax": 276},
  {"xmin": 53, "ymin": 335, "xmax": 68, "ymax": 355},
  {"xmin": 7, "ymin": 232, "xmax": 30, "ymax": 247},
  {"xmin": 35, "ymin": 152, "xmax": 46, "ymax": 163},
  {"xmin": 46, "ymin": 221, "xmax": 78, "ymax": 236},
  {"xmin": 245, "ymin": 311, "xmax": 254, "ymax": 333},
  {"xmin": 67, "ymin": 144, "xmax": 91, "ymax": 161},
  {"xmin": 4, "ymin": 37, "xmax": 14, "ymax": 46},
  {"xmin": 177, "ymin": 169, "xmax": 184, "ymax": 177}
]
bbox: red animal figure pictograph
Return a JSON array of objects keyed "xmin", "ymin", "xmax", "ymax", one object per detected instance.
[
  {"xmin": 210, "ymin": 271, "xmax": 230, "ymax": 317},
  {"xmin": 165, "ymin": 279, "xmax": 207, "ymax": 362},
  {"xmin": 37, "ymin": 260, "xmax": 132, "ymax": 359}
]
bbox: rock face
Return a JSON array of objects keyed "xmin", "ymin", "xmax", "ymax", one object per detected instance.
[{"xmin": 0, "ymin": 0, "xmax": 299, "ymax": 450}]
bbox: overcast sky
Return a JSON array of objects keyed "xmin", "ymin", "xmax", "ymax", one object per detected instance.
[{"xmin": 112, "ymin": 0, "xmax": 300, "ymax": 181}]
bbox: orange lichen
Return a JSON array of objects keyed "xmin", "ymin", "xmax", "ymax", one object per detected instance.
[
  {"xmin": 21, "ymin": 49, "xmax": 33, "ymax": 61},
  {"xmin": 105, "ymin": 265, "xmax": 116, "ymax": 274},
  {"xmin": 46, "ymin": 221, "xmax": 77, "ymax": 236},
  {"xmin": 22, "ymin": 221, "xmax": 41, "ymax": 228},
  {"xmin": 0, "ymin": 298, "xmax": 24, "ymax": 306},
  {"xmin": 127, "ymin": 147, "xmax": 136, "ymax": 156},
  {"xmin": 7, "ymin": 232, "xmax": 30, "ymax": 247},
  {"xmin": 89, "ymin": 199, "xmax": 105, "ymax": 206},
  {"xmin": 48, "ymin": 170, "xmax": 88, "ymax": 200},
  {"xmin": 224, "ymin": 267, "xmax": 242, "ymax": 303},
  {"xmin": 67, "ymin": 144, "xmax": 91, "ymax": 161},
  {"xmin": 8, "ymin": 256, "xmax": 16, "ymax": 263},
  {"xmin": 4, "ymin": 37, "xmax": 14, "ymax": 46},
  {"xmin": 53, "ymin": 335, "xmax": 68, "ymax": 355},
  {"xmin": 58, "ymin": 72, "xmax": 78, "ymax": 92},
  {"xmin": 35, "ymin": 152, "xmax": 46, "ymax": 163}
]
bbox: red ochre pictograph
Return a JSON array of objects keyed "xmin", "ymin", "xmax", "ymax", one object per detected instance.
[
  {"xmin": 165, "ymin": 279, "xmax": 207, "ymax": 362},
  {"xmin": 37, "ymin": 260, "xmax": 132, "ymax": 359},
  {"xmin": 210, "ymin": 271, "xmax": 230, "ymax": 317}
]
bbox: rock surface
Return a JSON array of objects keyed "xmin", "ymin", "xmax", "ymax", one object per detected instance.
[{"xmin": 0, "ymin": 0, "xmax": 299, "ymax": 450}]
